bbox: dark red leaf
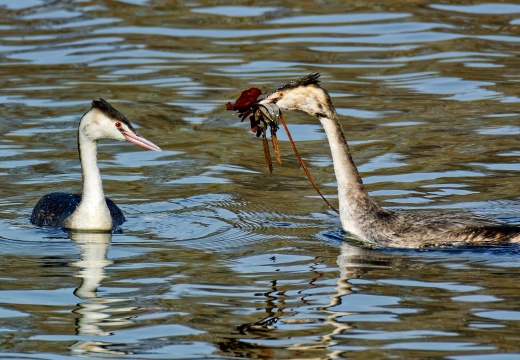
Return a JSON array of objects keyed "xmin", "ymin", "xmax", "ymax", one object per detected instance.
[{"xmin": 226, "ymin": 88, "xmax": 262, "ymax": 111}]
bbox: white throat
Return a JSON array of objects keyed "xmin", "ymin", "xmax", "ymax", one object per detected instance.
[{"xmin": 64, "ymin": 112, "xmax": 113, "ymax": 231}]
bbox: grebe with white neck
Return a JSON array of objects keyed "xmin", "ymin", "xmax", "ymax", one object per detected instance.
[
  {"xmin": 258, "ymin": 73, "xmax": 520, "ymax": 248},
  {"xmin": 31, "ymin": 99, "xmax": 161, "ymax": 231}
]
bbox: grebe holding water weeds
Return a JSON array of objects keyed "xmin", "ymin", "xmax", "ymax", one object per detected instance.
[
  {"xmin": 31, "ymin": 99, "xmax": 161, "ymax": 231},
  {"xmin": 230, "ymin": 73, "xmax": 520, "ymax": 248}
]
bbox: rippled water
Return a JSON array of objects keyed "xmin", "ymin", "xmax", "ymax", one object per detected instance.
[{"xmin": 1, "ymin": 0, "xmax": 520, "ymax": 358}]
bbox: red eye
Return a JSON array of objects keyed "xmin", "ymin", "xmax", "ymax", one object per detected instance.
[
  {"xmin": 279, "ymin": 92, "xmax": 284, "ymax": 98},
  {"xmin": 115, "ymin": 122, "xmax": 121, "ymax": 128}
]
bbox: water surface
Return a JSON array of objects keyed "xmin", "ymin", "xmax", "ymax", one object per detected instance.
[{"xmin": 1, "ymin": 0, "xmax": 520, "ymax": 358}]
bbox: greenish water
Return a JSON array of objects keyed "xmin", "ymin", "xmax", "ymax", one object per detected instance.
[{"xmin": 1, "ymin": 0, "xmax": 520, "ymax": 358}]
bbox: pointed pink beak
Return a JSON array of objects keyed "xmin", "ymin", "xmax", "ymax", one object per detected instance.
[
  {"xmin": 122, "ymin": 131, "xmax": 162, "ymax": 152},
  {"xmin": 258, "ymin": 97, "xmax": 275, "ymax": 105}
]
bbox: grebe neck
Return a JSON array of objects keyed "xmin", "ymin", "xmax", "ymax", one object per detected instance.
[
  {"xmin": 318, "ymin": 112, "xmax": 383, "ymax": 237},
  {"xmin": 64, "ymin": 114, "xmax": 112, "ymax": 230}
]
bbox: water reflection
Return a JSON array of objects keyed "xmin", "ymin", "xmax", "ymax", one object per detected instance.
[
  {"xmin": 220, "ymin": 242, "xmax": 390, "ymax": 355},
  {"xmin": 69, "ymin": 231, "xmax": 134, "ymax": 355},
  {"xmin": 221, "ymin": 240, "xmax": 520, "ymax": 358}
]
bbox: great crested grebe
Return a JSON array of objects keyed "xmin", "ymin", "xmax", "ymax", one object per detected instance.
[
  {"xmin": 31, "ymin": 99, "xmax": 161, "ymax": 231},
  {"xmin": 258, "ymin": 73, "xmax": 520, "ymax": 248}
]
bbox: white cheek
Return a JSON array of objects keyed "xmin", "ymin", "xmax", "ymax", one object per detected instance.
[
  {"xmin": 82, "ymin": 125, "xmax": 102, "ymax": 140},
  {"xmin": 108, "ymin": 127, "xmax": 124, "ymax": 141},
  {"xmin": 116, "ymin": 130, "xmax": 126, "ymax": 141},
  {"xmin": 317, "ymin": 91, "xmax": 328, "ymax": 104}
]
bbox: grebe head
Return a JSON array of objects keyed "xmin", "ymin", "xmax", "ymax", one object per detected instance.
[
  {"xmin": 81, "ymin": 99, "xmax": 161, "ymax": 151},
  {"xmin": 259, "ymin": 73, "xmax": 335, "ymax": 118}
]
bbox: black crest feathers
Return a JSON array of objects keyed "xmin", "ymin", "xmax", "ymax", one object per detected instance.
[
  {"xmin": 91, "ymin": 98, "xmax": 135, "ymax": 131},
  {"xmin": 274, "ymin": 72, "xmax": 321, "ymax": 92}
]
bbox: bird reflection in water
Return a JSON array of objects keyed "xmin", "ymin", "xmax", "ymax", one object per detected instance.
[
  {"xmin": 68, "ymin": 231, "xmax": 135, "ymax": 356},
  {"xmin": 220, "ymin": 241, "xmax": 413, "ymax": 359}
]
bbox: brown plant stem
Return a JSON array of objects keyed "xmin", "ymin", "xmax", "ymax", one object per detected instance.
[{"xmin": 279, "ymin": 113, "xmax": 340, "ymax": 214}]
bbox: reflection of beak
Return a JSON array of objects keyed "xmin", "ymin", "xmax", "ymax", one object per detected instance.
[{"xmin": 122, "ymin": 131, "xmax": 162, "ymax": 151}]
